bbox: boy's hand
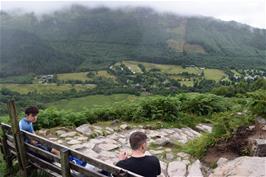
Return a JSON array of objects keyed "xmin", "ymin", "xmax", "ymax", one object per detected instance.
[
  {"xmin": 31, "ymin": 140, "xmax": 38, "ymax": 145},
  {"xmin": 118, "ymin": 151, "xmax": 128, "ymax": 160}
]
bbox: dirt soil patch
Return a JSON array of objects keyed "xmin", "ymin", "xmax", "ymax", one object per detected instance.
[{"xmin": 202, "ymin": 121, "xmax": 266, "ymax": 166}]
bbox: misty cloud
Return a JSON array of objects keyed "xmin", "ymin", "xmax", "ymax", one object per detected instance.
[{"xmin": 1, "ymin": 0, "xmax": 265, "ymax": 29}]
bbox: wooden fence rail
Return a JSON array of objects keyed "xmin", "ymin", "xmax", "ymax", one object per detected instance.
[{"xmin": 0, "ymin": 101, "xmax": 142, "ymax": 177}]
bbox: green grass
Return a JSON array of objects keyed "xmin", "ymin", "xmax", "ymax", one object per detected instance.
[
  {"xmin": 57, "ymin": 71, "xmax": 116, "ymax": 81},
  {"xmin": 0, "ymin": 83, "xmax": 96, "ymax": 94},
  {"xmin": 121, "ymin": 61, "xmax": 200, "ymax": 75},
  {"xmin": 204, "ymin": 69, "xmax": 226, "ymax": 81},
  {"xmin": 48, "ymin": 94, "xmax": 139, "ymax": 111},
  {"xmin": 95, "ymin": 70, "xmax": 116, "ymax": 80},
  {"xmin": 121, "ymin": 61, "xmax": 226, "ymax": 81},
  {"xmin": 122, "ymin": 61, "xmax": 143, "ymax": 73},
  {"xmin": 57, "ymin": 72, "xmax": 91, "ymax": 81}
]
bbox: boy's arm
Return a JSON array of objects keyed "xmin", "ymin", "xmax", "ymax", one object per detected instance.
[{"xmin": 29, "ymin": 123, "xmax": 38, "ymax": 144}]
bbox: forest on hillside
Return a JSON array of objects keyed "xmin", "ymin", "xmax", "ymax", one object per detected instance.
[{"xmin": 1, "ymin": 5, "xmax": 266, "ymax": 76}]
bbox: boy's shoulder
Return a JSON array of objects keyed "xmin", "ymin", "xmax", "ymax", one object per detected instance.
[{"xmin": 117, "ymin": 155, "xmax": 159, "ymax": 165}]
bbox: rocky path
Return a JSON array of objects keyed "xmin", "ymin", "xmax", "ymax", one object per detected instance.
[{"xmin": 38, "ymin": 123, "xmax": 212, "ymax": 177}]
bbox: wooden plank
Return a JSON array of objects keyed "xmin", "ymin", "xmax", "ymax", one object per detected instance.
[
  {"xmin": 30, "ymin": 162, "xmax": 61, "ymax": 177},
  {"xmin": 10, "ymin": 149, "xmax": 17, "ymax": 156},
  {"xmin": 21, "ymin": 130, "xmax": 67, "ymax": 150},
  {"xmin": 30, "ymin": 163, "xmax": 62, "ymax": 177},
  {"xmin": 60, "ymin": 148, "xmax": 71, "ymax": 177},
  {"xmin": 69, "ymin": 162, "xmax": 106, "ymax": 177},
  {"xmin": 27, "ymin": 153, "xmax": 62, "ymax": 175},
  {"xmin": 7, "ymin": 140, "xmax": 16, "ymax": 150},
  {"xmin": 8, "ymin": 101, "xmax": 29, "ymax": 177},
  {"xmin": 6, "ymin": 133, "xmax": 14, "ymax": 142},
  {"xmin": 1, "ymin": 123, "xmax": 11, "ymax": 130},
  {"xmin": 70, "ymin": 150, "xmax": 142, "ymax": 177},
  {"xmin": 25, "ymin": 143, "xmax": 60, "ymax": 163}
]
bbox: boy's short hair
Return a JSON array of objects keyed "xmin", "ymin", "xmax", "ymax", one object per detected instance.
[
  {"xmin": 129, "ymin": 131, "xmax": 147, "ymax": 150},
  {"xmin": 25, "ymin": 106, "xmax": 39, "ymax": 116}
]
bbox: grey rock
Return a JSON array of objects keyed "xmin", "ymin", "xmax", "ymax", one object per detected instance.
[
  {"xmin": 77, "ymin": 136, "xmax": 88, "ymax": 141},
  {"xmin": 67, "ymin": 139, "xmax": 81, "ymax": 145},
  {"xmin": 105, "ymin": 127, "xmax": 114, "ymax": 133},
  {"xmin": 150, "ymin": 150, "xmax": 164, "ymax": 155},
  {"xmin": 76, "ymin": 124, "xmax": 92, "ymax": 136},
  {"xmin": 168, "ymin": 160, "xmax": 189, "ymax": 177},
  {"xmin": 153, "ymin": 137, "xmax": 170, "ymax": 146},
  {"xmin": 209, "ymin": 157, "xmax": 266, "ymax": 177},
  {"xmin": 95, "ymin": 143, "xmax": 121, "ymax": 152},
  {"xmin": 159, "ymin": 161, "xmax": 167, "ymax": 177},
  {"xmin": 60, "ymin": 131, "xmax": 77, "ymax": 138},
  {"xmin": 82, "ymin": 149, "xmax": 99, "ymax": 159},
  {"xmin": 120, "ymin": 124, "xmax": 130, "ymax": 130},
  {"xmin": 48, "ymin": 137, "xmax": 57, "ymax": 141},
  {"xmin": 196, "ymin": 124, "xmax": 213, "ymax": 133},
  {"xmin": 216, "ymin": 157, "xmax": 228, "ymax": 166},
  {"xmin": 165, "ymin": 153, "xmax": 175, "ymax": 161},
  {"xmin": 70, "ymin": 144, "xmax": 87, "ymax": 150},
  {"xmin": 55, "ymin": 130, "xmax": 66, "ymax": 136},
  {"xmin": 187, "ymin": 160, "xmax": 203, "ymax": 177},
  {"xmin": 176, "ymin": 152, "xmax": 191, "ymax": 160},
  {"xmin": 248, "ymin": 125, "xmax": 256, "ymax": 131}
]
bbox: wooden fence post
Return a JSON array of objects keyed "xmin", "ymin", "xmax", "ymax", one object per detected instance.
[
  {"xmin": 7, "ymin": 100, "xmax": 28, "ymax": 177},
  {"xmin": 1, "ymin": 126, "xmax": 13, "ymax": 175},
  {"xmin": 60, "ymin": 148, "xmax": 71, "ymax": 177}
]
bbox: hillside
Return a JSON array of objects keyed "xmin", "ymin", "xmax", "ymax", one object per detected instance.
[{"xmin": 0, "ymin": 6, "xmax": 266, "ymax": 76}]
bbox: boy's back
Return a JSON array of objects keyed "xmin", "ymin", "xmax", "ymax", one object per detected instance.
[{"xmin": 116, "ymin": 155, "xmax": 161, "ymax": 177}]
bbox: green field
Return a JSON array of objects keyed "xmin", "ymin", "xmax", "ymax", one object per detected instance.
[
  {"xmin": 122, "ymin": 61, "xmax": 200, "ymax": 75},
  {"xmin": 57, "ymin": 72, "xmax": 91, "ymax": 81},
  {"xmin": 57, "ymin": 71, "xmax": 116, "ymax": 81},
  {"xmin": 121, "ymin": 61, "xmax": 226, "ymax": 82},
  {"xmin": 0, "ymin": 83, "xmax": 96, "ymax": 94},
  {"xmin": 122, "ymin": 61, "xmax": 143, "ymax": 73},
  {"xmin": 48, "ymin": 94, "xmax": 139, "ymax": 111},
  {"xmin": 95, "ymin": 70, "xmax": 116, "ymax": 80},
  {"xmin": 204, "ymin": 69, "xmax": 226, "ymax": 81}
]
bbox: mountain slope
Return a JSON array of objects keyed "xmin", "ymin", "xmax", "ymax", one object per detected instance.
[
  {"xmin": 0, "ymin": 28, "xmax": 82, "ymax": 76},
  {"xmin": 0, "ymin": 6, "xmax": 265, "ymax": 76}
]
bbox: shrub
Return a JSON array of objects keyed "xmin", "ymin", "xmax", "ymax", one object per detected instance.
[
  {"xmin": 250, "ymin": 100, "xmax": 266, "ymax": 117},
  {"xmin": 135, "ymin": 97, "xmax": 181, "ymax": 122},
  {"xmin": 32, "ymin": 93, "xmax": 233, "ymax": 129},
  {"xmin": 246, "ymin": 89, "xmax": 266, "ymax": 117},
  {"xmin": 180, "ymin": 94, "xmax": 230, "ymax": 116}
]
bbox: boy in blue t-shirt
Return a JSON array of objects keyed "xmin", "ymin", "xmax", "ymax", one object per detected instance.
[
  {"xmin": 19, "ymin": 106, "xmax": 60, "ymax": 156},
  {"xmin": 20, "ymin": 106, "xmax": 109, "ymax": 176}
]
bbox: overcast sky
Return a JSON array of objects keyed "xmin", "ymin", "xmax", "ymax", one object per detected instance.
[{"xmin": 1, "ymin": 0, "xmax": 265, "ymax": 29}]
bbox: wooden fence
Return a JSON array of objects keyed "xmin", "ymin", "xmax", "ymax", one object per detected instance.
[{"xmin": 0, "ymin": 101, "xmax": 142, "ymax": 177}]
